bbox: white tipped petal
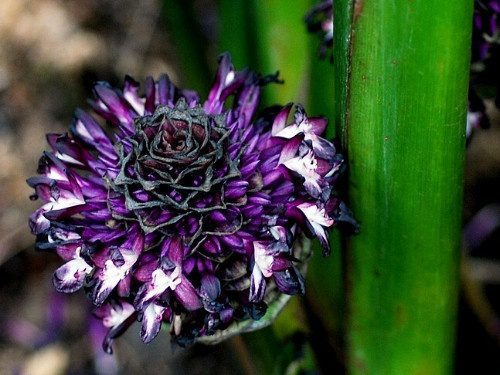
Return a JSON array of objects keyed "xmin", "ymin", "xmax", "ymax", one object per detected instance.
[
  {"xmin": 253, "ymin": 241, "xmax": 274, "ymax": 277},
  {"xmin": 297, "ymin": 202, "xmax": 334, "ymax": 228}
]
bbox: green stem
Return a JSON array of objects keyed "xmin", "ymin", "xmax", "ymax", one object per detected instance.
[
  {"xmin": 249, "ymin": 0, "xmax": 313, "ymax": 105},
  {"xmin": 333, "ymin": 0, "xmax": 354, "ymax": 141},
  {"xmin": 161, "ymin": 0, "xmax": 212, "ymax": 96},
  {"xmin": 337, "ymin": 0, "xmax": 472, "ymax": 373},
  {"xmin": 309, "ymin": 53, "xmax": 336, "ymax": 136},
  {"xmin": 217, "ymin": 0, "xmax": 254, "ymax": 68},
  {"xmin": 307, "ymin": 17, "xmax": 344, "ymax": 358}
]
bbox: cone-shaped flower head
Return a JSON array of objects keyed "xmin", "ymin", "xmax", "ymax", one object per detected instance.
[{"xmin": 28, "ymin": 54, "xmax": 352, "ymax": 353}]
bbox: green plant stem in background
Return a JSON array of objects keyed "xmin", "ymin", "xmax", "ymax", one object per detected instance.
[
  {"xmin": 335, "ymin": 0, "xmax": 472, "ymax": 373},
  {"xmin": 161, "ymin": 0, "xmax": 212, "ymax": 96},
  {"xmin": 309, "ymin": 56, "xmax": 335, "ymax": 136},
  {"xmin": 307, "ymin": 42, "xmax": 346, "ymax": 368},
  {"xmin": 249, "ymin": 0, "xmax": 313, "ymax": 105},
  {"xmin": 308, "ymin": 38, "xmax": 339, "ymax": 321},
  {"xmin": 333, "ymin": 0, "xmax": 354, "ymax": 141},
  {"xmin": 218, "ymin": 0, "xmax": 253, "ymax": 68}
]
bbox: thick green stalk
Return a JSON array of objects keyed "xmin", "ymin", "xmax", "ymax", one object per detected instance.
[{"xmin": 337, "ymin": 1, "xmax": 472, "ymax": 374}]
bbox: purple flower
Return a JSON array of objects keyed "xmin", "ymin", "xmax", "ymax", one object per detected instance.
[
  {"xmin": 305, "ymin": 1, "xmax": 334, "ymax": 59},
  {"xmin": 28, "ymin": 53, "xmax": 352, "ymax": 352},
  {"xmin": 472, "ymin": 0, "xmax": 499, "ymax": 61},
  {"xmin": 467, "ymin": 88, "xmax": 490, "ymax": 139},
  {"xmin": 468, "ymin": 1, "xmax": 499, "ymax": 139}
]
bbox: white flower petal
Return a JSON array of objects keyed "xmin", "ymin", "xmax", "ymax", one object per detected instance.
[
  {"xmin": 275, "ymin": 124, "xmax": 301, "ymax": 139},
  {"xmin": 142, "ymin": 267, "xmax": 182, "ymax": 302},
  {"xmin": 103, "ymin": 302, "xmax": 135, "ymax": 328},
  {"xmin": 253, "ymin": 241, "xmax": 274, "ymax": 277},
  {"xmin": 297, "ymin": 202, "xmax": 334, "ymax": 228},
  {"xmin": 141, "ymin": 303, "xmax": 166, "ymax": 343}
]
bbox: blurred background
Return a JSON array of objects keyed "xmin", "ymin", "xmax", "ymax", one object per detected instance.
[{"xmin": 0, "ymin": 0, "xmax": 498, "ymax": 374}]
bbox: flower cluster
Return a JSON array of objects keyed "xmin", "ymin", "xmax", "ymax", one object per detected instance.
[
  {"xmin": 28, "ymin": 54, "xmax": 352, "ymax": 352},
  {"xmin": 305, "ymin": 1, "xmax": 334, "ymax": 59}
]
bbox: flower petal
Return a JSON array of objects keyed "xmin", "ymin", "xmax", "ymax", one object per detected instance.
[
  {"xmin": 273, "ymin": 267, "xmax": 305, "ymax": 295},
  {"xmin": 53, "ymin": 255, "xmax": 92, "ymax": 293},
  {"xmin": 95, "ymin": 302, "xmax": 136, "ymax": 354},
  {"xmin": 249, "ymin": 263, "xmax": 266, "ymax": 303},
  {"xmin": 174, "ymin": 275, "xmax": 203, "ymax": 311},
  {"xmin": 140, "ymin": 303, "xmax": 166, "ymax": 343}
]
